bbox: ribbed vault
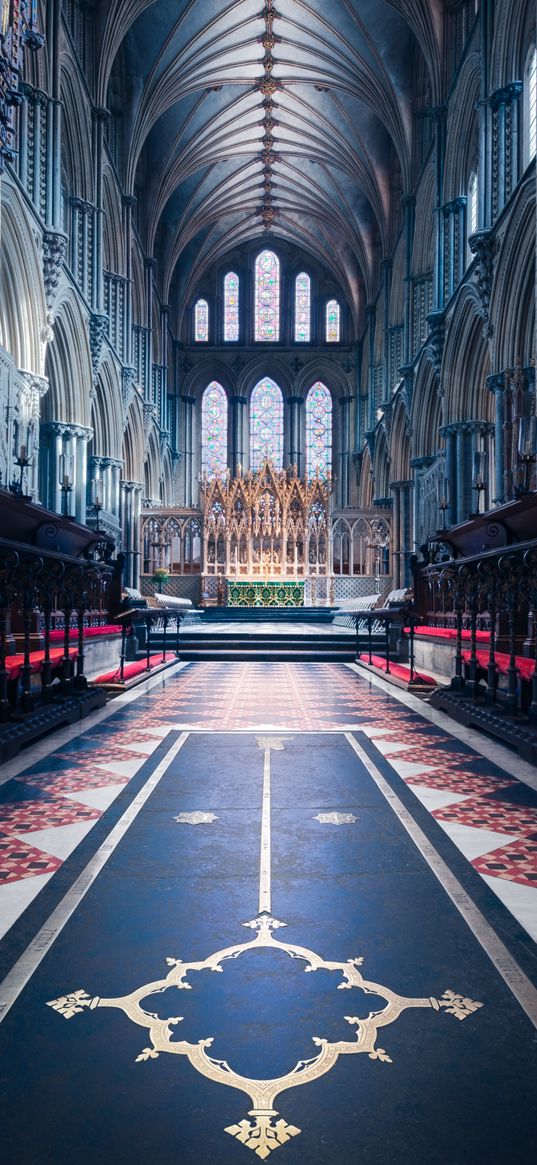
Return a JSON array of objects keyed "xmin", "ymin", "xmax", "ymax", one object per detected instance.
[{"xmin": 94, "ymin": 0, "xmax": 438, "ymax": 321}]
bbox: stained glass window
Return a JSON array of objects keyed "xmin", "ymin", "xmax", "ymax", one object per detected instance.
[
  {"xmin": 326, "ymin": 299, "xmax": 340, "ymax": 342},
  {"xmin": 295, "ymin": 272, "xmax": 311, "ymax": 342},
  {"xmin": 194, "ymin": 298, "xmax": 209, "ymax": 342},
  {"xmin": 255, "ymin": 250, "xmax": 280, "ymax": 341},
  {"xmin": 202, "ymin": 382, "xmax": 227, "ymax": 477},
  {"xmin": 468, "ymin": 171, "xmax": 478, "ymax": 235},
  {"xmin": 306, "ymin": 382, "xmax": 332, "ymax": 480},
  {"xmin": 224, "ymin": 272, "xmax": 239, "ymax": 341},
  {"xmin": 250, "ymin": 378, "xmax": 283, "ymax": 470}
]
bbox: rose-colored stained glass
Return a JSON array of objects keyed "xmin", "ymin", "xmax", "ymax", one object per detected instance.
[
  {"xmin": 202, "ymin": 381, "xmax": 227, "ymax": 477},
  {"xmin": 255, "ymin": 250, "xmax": 280, "ymax": 341},
  {"xmin": 250, "ymin": 378, "xmax": 283, "ymax": 470},
  {"xmin": 295, "ymin": 272, "xmax": 311, "ymax": 342},
  {"xmin": 326, "ymin": 299, "xmax": 340, "ymax": 342},
  {"xmin": 306, "ymin": 382, "xmax": 332, "ymax": 480},
  {"xmin": 224, "ymin": 272, "xmax": 239, "ymax": 341},
  {"xmin": 195, "ymin": 298, "xmax": 209, "ymax": 342}
]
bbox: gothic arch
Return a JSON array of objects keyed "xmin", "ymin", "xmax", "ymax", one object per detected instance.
[
  {"xmin": 144, "ymin": 428, "xmax": 161, "ymax": 502},
  {"xmin": 373, "ymin": 426, "xmax": 390, "ymax": 498},
  {"xmin": 358, "ymin": 445, "xmax": 374, "ymax": 509},
  {"xmin": 239, "ymin": 358, "xmax": 294, "ymax": 402},
  {"xmin": 102, "ymin": 167, "xmax": 125, "ymax": 274},
  {"xmin": 42, "ymin": 293, "xmax": 92, "ymax": 425},
  {"xmin": 442, "ymin": 288, "xmax": 491, "ymax": 422},
  {"xmin": 122, "ymin": 398, "xmax": 144, "ymax": 482},
  {"xmin": 490, "ymin": 0, "xmax": 535, "ymax": 90},
  {"xmin": 443, "ymin": 54, "xmax": 480, "ymax": 201},
  {"xmin": 60, "ymin": 56, "xmax": 93, "ymax": 201},
  {"xmin": 489, "ymin": 179, "xmax": 536, "ymax": 369},
  {"xmin": 0, "ymin": 180, "xmax": 46, "ymax": 373},
  {"xmin": 182, "ymin": 361, "xmax": 235, "ymax": 404},
  {"xmin": 411, "ymin": 356, "xmax": 441, "ymax": 458},
  {"xmin": 389, "ymin": 398, "xmax": 411, "ymax": 482},
  {"xmin": 91, "ymin": 358, "xmax": 123, "ymax": 459}
]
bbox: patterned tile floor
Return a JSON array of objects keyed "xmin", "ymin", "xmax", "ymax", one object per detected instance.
[{"xmin": 0, "ymin": 661, "xmax": 536, "ymax": 944}]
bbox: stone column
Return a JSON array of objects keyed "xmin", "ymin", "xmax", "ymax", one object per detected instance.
[
  {"xmin": 339, "ymin": 396, "xmax": 352, "ymax": 508},
  {"xmin": 487, "ymin": 374, "xmax": 506, "ymax": 505},
  {"xmin": 229, "ymin": 395, "xmax": 247, "ymax": 472},
  {"xmin": 287, "ymin": 395, "xmax": 303, "ymax": 474},
  {"xmin": 181, "ymin": 395, "xmax": 195, "ymax": 508},
  {"xmin": 391, "ymin": 484, "xmax": 401, "ymax": 588}
]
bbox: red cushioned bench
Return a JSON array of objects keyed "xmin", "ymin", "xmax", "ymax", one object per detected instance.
[
  {"xmin": 93, "ymin": 651, "xmax": 177, "ymax": 686},
  {"xmin": 5, "ymin": 646, "xmax": 79, "ymax": 683},
  {"xmin": 403, "ymin": 625, "xmax": 491, "ymax": 643},
  {"xmin": 461, "ymin": 649, "xmax": 536, "ymax": 682},
  {"xmin": 358, "ymin": 653, "xmax": 436, "ymax": 687},
  {"xmin": 48, "ymin": 625, "xmax": 122, "ymax": 643}
]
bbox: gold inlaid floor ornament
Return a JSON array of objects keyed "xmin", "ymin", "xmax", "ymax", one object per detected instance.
[{"xmin": 47, "ymin": 736, "xmax": 483, "ymax": 1160}]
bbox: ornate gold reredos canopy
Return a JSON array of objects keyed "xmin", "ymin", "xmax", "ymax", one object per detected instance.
[{"xmin": 200, "ymin": 460, "xmax": 331, "ymax": 579}]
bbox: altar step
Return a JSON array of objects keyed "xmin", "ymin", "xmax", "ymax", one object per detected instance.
[
  {"xmin": 167, "ymin": 630, "xmax": 370, "ymax": 662},
  {"xmin": 201, "ymin": 606, "xmax": 336, "ymax": 623}
]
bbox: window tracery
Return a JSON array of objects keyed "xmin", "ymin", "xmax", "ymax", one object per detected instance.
[
  {"xmin": 255, "ymin": 250, "xmax": 280, "ymax": 341},
  {"xmin": 201, "ymin": 382, "xmax": 227, "ymax": 478},
  {"xmin": 306, "ymin": 382, "xmax": 332, "ymax": 480},
  {"xmin": 194, "ymin": 298, "xmax": 209, "ymax": 342},
  {"xmin": 326, "ymin": 299, "xmax": 340, "ymax": 342},
  {"xmin": 224, "ymin": 272, "xmax": 239, "ymax": 341},
  {"xmin": 295, "ymin": 272, "xmax": 311, "ymax": 342},
  {"xmin": 250, "ymin": 378, "xmax": 283, "ymax": 470}
]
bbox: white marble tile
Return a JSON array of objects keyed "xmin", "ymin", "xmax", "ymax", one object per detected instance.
[
  {"xmin": 435, "ymin": 821, "xmax": 518, "ymax": 862},
  {"xmin": 480, "ymin": 873, "xmax": 537, "ymax": 943},
  {"xmin": 386, "ymin": 759, "xmax": 438, "ymax": 779},
  {"xmin": 94, "ymin": 757, "xmax": 142, "ymax": 778},
  {"xmin": 370, "ymin": 738, "xmax": 414, "ymax": 756},
  {"xmin": 115, "ymin": 740, "xmax": 158, "ymax": 755},
  {"xmin": 0, "ymin": 873, "xmax": 55, "ymax": 941},
  {"xmin": 406, "ymin": 785, "xmax": 471, "ymax": 811},
  {"xmin": 62, "ymin": 785, "xmax": 126, "ymax": 811},
  {"xmin": 13, "ymin": 821, "xmax": 95, "ymax": 861}
]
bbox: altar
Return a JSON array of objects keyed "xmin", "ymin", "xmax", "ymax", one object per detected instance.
[{"xmin": 227, "ymin": 579, "xmax": 304, "ymax": 607}]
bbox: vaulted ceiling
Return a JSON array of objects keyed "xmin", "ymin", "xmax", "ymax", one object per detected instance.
[{"xmin": 95, "ymin": 0, "xmax": 442, "ymax": 326}]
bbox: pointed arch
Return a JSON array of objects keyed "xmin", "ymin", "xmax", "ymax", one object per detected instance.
[
  {"xmin": 255, "ymin": 250, "xmax": 280, "ymax": 342},
  {"xmin": 224, "ymin": 272, "xmax": 239, "ymax": 341},
  {"xmin": 295, "ymin": 272, "xmax": 311, "ymax": 342},
  {"xmin": 306, "ymin": 382, "xmax": 332, "ymax": 480},
  {"xmin": 202, "ymin": 381, "xmax": 228, "ymax": 477},
  {"xmin": 250, "ymin": 378, "xmax": 283, "ymax": 470}
]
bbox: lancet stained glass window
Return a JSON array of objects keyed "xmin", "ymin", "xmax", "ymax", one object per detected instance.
[
  {"xmin": 326, "ymin": 299, "xmax": 340, "ymax": 342},
  {"xmin": 195, "ymin": 298, "xmax": 209, "ymax": 342},
  {"xmin": 306, "ymin": 382, "xmax": 332, "ymax": 480},
  {"xmin": 255, "ymin": 250, "xmax": 280, "ymax": 341},
  {"xmin": 224, "ymin": 272, "xmax": 239, "ymax": 341},
  {"xmin": 295, "ymin": 272, "xmax": 311, "ymax": 342},
  {"xmin": 202, "ymin": 382, "xmax": 227, "ymax": 477},
  {"xmin": 250, "ymin": 378, "xmax": 283, "ymax": 470}
]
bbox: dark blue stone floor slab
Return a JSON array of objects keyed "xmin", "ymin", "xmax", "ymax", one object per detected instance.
[{"xmin": 0, "ymin": 729, "xmax": 536, "ymax": 1164}]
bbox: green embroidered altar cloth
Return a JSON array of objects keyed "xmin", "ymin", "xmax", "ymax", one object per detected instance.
[{"xmin": 227, "ymin": 580, "xmax": 305, "ymax": 607}]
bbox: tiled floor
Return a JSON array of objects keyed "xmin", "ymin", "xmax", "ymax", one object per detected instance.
[
  {"xmin": 0, "ymin": 661, "xmax": 536, "ymax": 944},
  {"xmin": 0, "ymin": 663, "xmax": 536, "ymax": 1164}
]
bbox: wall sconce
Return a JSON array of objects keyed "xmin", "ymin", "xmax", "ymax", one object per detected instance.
[{"xmin": 517, "ymin": 415, "xmax": 537, "ymax": 494}]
